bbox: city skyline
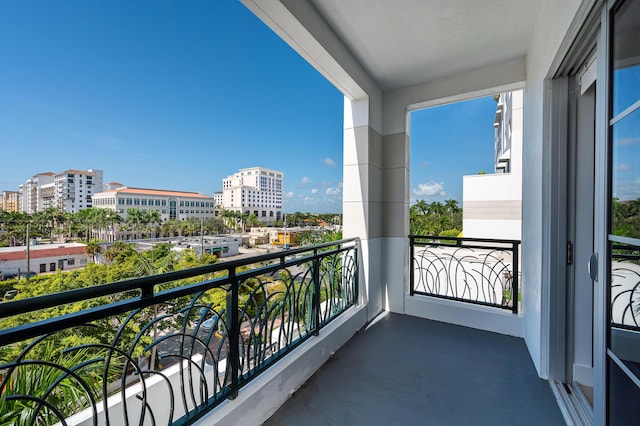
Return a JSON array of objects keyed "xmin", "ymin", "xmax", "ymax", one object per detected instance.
[{"xmin": 0, "ymin": 0, "xmax": 495, "ymax": 213}]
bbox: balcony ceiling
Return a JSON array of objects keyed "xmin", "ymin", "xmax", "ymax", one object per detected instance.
[{"xmin": 308, "ymin": 0, "xmax": 540, "ymax": 91}]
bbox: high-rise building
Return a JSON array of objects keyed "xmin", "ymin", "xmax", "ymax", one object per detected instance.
[
  {"xmin": 18, "ymin": 172, "xmax": 55, "ymax": 214},
  {"xmin": 53, "ymin": 169, "xmax": 104, "ymax": 213},
  {"xmin": 214, "ymin": 192, "xmax": 223, "ymax": 208},
  {"xmin": 18, "ymin": 169, "xmax": 103, "ymax": 213},
  {"xmin": 462, "ymin": 90, "xmax": 523, "ymax": 240},
  {"xmin": 222, "ymin": 167, "xmax": 283, "ymax": 224},
  {"xmin": 0, "ymin": 191, "xmax": 21, "ymax": 213}
]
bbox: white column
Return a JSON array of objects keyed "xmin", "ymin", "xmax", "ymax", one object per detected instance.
[{"xmin": 343, "ymin": 97, "xmax": 384, "ymax": 321}]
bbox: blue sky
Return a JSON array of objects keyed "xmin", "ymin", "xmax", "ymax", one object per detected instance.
[{"xmin": 0, "ymin": 0, "xmax": 496, "ymax": 213}]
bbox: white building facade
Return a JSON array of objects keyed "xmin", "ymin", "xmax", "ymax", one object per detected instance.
[
  {"xmin": 18, "ymin": 172, "xmax": 55, "ymax": 214},
  {"xmin": 0, "ymin": 243, "xmax": 88, "ymax": 278},
  {"xmin": 462, "ymin": 90, "xmax": 523, "ymax": 240},
  {"xmin": 18, "ymin": 169, "xmax": 103, "ymax": 214},
  {"xmin": 92, "ymin": 187, "xmax": 217, "ymax": 222},
  {"xmin": 213, "ymin": 191, "xmax": 223, "ymax": 208},
  {"xmin": 53, "ymin": 169, "xmax": 104, "ymax": 213},
  {"xmin": 222, "ymin": 167, "xmax": 283, "ymax": 224}
]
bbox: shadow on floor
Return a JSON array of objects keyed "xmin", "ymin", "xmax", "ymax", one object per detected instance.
[{"xmin": 265, "ymin": 312, "xmax": 564, "ymax": 426}]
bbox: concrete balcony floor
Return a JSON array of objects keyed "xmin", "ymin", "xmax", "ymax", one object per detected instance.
[{"xmin": 265, "ymin": 312, "xmax": 564, "ymax": 426}]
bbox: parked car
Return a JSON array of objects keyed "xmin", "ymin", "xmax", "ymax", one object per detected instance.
[
  {"xmin": 3, "ymin": 290, "xmax": 18, "ymax": 300},
  {"xmin": 20, "ymin": 272, "xmax": 37, "ymax": 279},
  {"xmin": 0, "ymin": 273, "xmax": 17, "ymax": 280},
  {"xmin": 201, "ymin": 315, "xmax": 220, "ymax": 331}
]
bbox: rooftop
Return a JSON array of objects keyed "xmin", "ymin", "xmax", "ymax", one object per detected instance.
[{"xmin": 97, "ymin": 187, "xmax": 213, "ymax": 198}]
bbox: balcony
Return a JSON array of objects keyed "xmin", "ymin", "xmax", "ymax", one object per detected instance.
[
  {"xmin": 0, "ymin": 240, "xmax": 359, "ymax": 425},
  {"xmin": 0, "ymin": 238, "xmax": 566, "ymax": 425},
  {"xmin": 265, "ymin": 312, "xmax": 564, "ymax": 425}
]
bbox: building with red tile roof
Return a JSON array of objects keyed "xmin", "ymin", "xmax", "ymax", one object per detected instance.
[{"xmin": 0, "ymin": 243, "xmax": 88, "ymax": 278}]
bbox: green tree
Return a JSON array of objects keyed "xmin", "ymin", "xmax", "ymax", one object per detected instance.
[
  {"xmin": 126, "ymin": 208, "xmax": 146, "ymax": 239},
  {"xmin": 84, "ymin": 240, "xmax": 102, "ymax": 263}
]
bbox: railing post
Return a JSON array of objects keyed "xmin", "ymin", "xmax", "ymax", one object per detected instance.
[
  {"xmin": 512, "ymin": 242, "xmax": 519, "ymax": 314},
  {"xmin": 312, "ymin": 249, "xmax": 321, "ymax": 335},
  {"xmin": 227, "ymin": 268, "xmax": 240, "ymax": 398},
  {"xmin": 354, "ymin": 243, "xmax": 359, "ymax": 301},
  {"xmin": 409, "ymin": 236, "xmax": 415, "ymax": 296}
]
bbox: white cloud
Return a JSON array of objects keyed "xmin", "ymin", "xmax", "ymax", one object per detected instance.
[
  {"xmin": 311, "ymin": 188, "xmax": 318, "ymax": 194},
  {"xmin": 412, "ymin": 182, "xmax": 446, "ymax": 197},
  {"xmin": 617, "ymin": 163, "xmax": 631, "ymax": 172},
  {"xmin": 337, "ymin": 181, "xmax": 343, "ymax": 189},
  {"xmin": 303, "ymin": 196, "xmax": 321, "ymax": 205},
  {"xmin": 284, "ymin": 191, "xmax": 295, "ymax": 199},
  {"xmin": 323, "ymin": 158, "xmax": 337, "ymax": 167},
  {"xmin": 300, "ymin": 177, "xmax": 311, "ymax": 185},
  {"xmin": 326, "ymin": 187, "xmax": 341, "ymax": 195},
  {"xmin": 617, "ymin": 137, "xmax": 640, "ymax": 146}
]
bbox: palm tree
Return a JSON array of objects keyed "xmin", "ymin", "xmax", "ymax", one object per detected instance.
[
  {"xmin": 102, "ymin": 240, "xmax": 134, "ymax": 264},
  {"xmin": 246, "ymin": 213, "xmax": 261, "ymax": 230},
  {"xmin": 239, "ymin": 212, "xmax": 250, "ymax": 233},
  {"xmin": 145, "ymin": 210, "xmax": 162, "ymax": 238},
  {"xmin": 444, "ymin": 199, "xmax": 461, "ymax": 220},
  {"xmin": 220, "ymin": 209, "xmax": 235, "ymax": 233},
  {"xmin": 413, "ymin": 200, "xmax": 429, "ymax": 216},
  {"xmin": 62, "ymin": 212, "xmax": 77, "ymax": 240},
  {"xmin": 75, "ymin": 209, "xmax": 97, "ymax": 242},
  {"xmin": 126, "ymin": 208, "xmax": 145, "ymax": 240},
  {"xmin": 84, "ymin": 240, "xmax": 102, "ymax": 263},
  {"xmin": 103, "ymin": 209, "xmax": 122, "ymax": 241}
]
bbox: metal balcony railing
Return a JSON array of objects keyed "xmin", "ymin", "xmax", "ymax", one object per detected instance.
[
  {"xmin": 0, "ymin": 239, "xmax": 358, "ymax": 425},
  {"xmin": 611, "ymin": 243, "xmax": 640, "ymax": 331},
  {"xmin": 409, "ymin": 235, "xmax": 520, "ymax": 313}
]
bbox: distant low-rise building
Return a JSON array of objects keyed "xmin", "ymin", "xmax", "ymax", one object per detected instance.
[
  {"xmin": 170, "ymin": 236, "xmax": 241, "ymax": 258},
  {"xmin": 92, "ymin": 187, "xmax": 218, "ymax": 222},
  {"xmin": 0, "ymin": 243, "xmax": 88, "ymax": 278}
]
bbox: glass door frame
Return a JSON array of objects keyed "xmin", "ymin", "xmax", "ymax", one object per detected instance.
[{"xmin": 597, "ymin": 0, "xmax": 640, "ymax": 423}]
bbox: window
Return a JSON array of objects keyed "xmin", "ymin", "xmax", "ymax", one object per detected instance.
[{"xmin": 68, "ymin": 258, "xmax": 75, "ymax": 266}]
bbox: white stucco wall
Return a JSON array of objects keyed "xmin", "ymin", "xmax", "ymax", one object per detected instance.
[{"xmin": 463, "ymin": 173, "xmax": 522, "ymax": 240}]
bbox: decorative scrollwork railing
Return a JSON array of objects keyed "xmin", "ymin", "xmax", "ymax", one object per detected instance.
[
  {"xmin": 0, "ymin": 239, "xmax": 358, "ymax": 425},
  {"xmin": 410, "ymin": 235, "xmax": 520, "ymax": 313},
  {"xmin": 611, "ymin": 243, "xmax": 640, "ymax": 331}
]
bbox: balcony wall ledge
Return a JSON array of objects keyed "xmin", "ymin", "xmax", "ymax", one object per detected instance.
[
  {"xmin": 404, "ymin": 294, "xmax": 524, "ymax": 338},
  {"xmin": 195, "ymin": 304, "xmax": 369, "ymax": 426}
]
